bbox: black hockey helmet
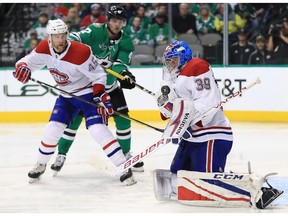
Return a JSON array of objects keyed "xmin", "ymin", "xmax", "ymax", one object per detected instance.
[{"xmin": 107, "ymin": 5, "xmax": 127, "ymax": 20}]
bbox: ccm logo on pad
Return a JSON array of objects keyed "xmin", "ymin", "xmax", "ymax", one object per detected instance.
[{"xmin": 213, "ymin": 174, "xmax": 244, "ymax": 180}]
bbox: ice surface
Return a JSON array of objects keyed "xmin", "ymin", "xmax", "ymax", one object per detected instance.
[{"xmin": 0, "ymin": 122, "xmax": 287, "ymax": 213}]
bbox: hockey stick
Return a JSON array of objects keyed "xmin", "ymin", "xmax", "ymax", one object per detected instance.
[
  {"xmin": 114, "ymin": 77, "xmax": 262, "ymax": 175},
  {"xmin": 29, "ymin": 77, "xmax": 165, "ymax": 133},
  {"xmin": 106, "ymin": 68, "xmax": 156, "ymax": 96}
]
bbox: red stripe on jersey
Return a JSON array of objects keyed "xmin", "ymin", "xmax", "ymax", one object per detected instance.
[
  {"xmin": 180, "ymin": 58, "xmax": 210, "ymax": 77},
  {"xmin": 103, "ymin": 139, "xmax": 117, "ymax": 150},
  {"xmin": 206, "ymin": 140, "xmax": 214, "ymax": 172},
  {"xmin": 41, "ymin": 141, "xmax": 57, "ymax": 148},
  {"xmin": 61, "ymin": 41, "xmax": 91, "ymax": 65},
  {"xmin": 193, "ymin": 126, "xmax": 232, "ymax": 133},
  {"xmin": 35, "ymin": 39, "xmax": 51, "ymax": 55}
]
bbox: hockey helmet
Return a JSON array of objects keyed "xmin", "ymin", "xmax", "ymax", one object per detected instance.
[
  {"xmin": 163, "ymin": 40, "xmax": 192, "ymax": 78},
  {"xmin": 107, "ymin": 5, "xmax": 127, "ymax": 20},
  {"xmin": 46, "ymin": 19, "xmax": 68, "ymax": 35}
]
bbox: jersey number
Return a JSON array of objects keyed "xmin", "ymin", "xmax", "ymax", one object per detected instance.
[
  {"xmin": 80, "ymin": 28, "xmax": 92, "ymax": 35},
  {"xmin": 195, "ymin": 78, "xmax": 211, "ymax": 91}
]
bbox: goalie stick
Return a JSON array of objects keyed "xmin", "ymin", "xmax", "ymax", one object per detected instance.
[
  {"xmin": 106, "ymin": 68, "xmax": 156, "ymax": 96},
  {"xmin": 114, "ymin": 77, "xmax": 262, "ymax": 175},
  {"xmin": 28, "ymin": 77, "xmax": 165, "ymax": 133}
]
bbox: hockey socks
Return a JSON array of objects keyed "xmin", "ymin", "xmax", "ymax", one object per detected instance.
[{"xmin": 113, "ymin": 115, "xmax": 131, "ymax": 153}]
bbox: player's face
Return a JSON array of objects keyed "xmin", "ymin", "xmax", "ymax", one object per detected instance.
[
  {"xmin": 108, "ymin": 18, "xmax": 126, "ymax": 34},
  {"xmin": 165, "ymin": 57, "xmax": 179, "ymax": 73},
  {"xmin": 51, "ymin": 33, "xmax": 67, "ymax": 53},
  {"xmin": 256, "ymin": 40, "xmax": 265, "ymax": 51}
]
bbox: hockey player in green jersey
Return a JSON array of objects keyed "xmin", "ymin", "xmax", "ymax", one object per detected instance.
[{"xmin": 51, "ymin": 5, "xmax": 144, "ymax": 181}]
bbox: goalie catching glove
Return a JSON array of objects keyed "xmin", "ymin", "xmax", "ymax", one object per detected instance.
[
  {"xmin": 155, "ymin": 81, "xmax": 178, "ymax": 120},
  {"xmin": 14, "ymin": 62, "xmax": 31, "ymax": 83},
  {"xmin": 119, "ymin": 70, "xmax": 136, "ymax": 89}
]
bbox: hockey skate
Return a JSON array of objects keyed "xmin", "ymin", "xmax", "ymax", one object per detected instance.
[
  {"xmin": 247, "ymin": 162, "xmax": 284, "ymax": 209},
  {"xmin": 256, "ymin": 180, "xmax": 284, "ymax": 209},
  {"xmin": 125, "ymin": 152, "xmax": 144, "ymax": 172},
  {"xmin": 51, "ymin": 154, "xmax": 66, "ymax": 177},
  {"xmin": 28, "ymin": 163, "xmax": 46, "ymax": 183},
  {"xmin": 120, "ymin": 168, "xmax": 137, "ymax": 186}
]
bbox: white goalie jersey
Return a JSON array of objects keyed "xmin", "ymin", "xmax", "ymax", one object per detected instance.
[
  {"xmin": 16, "ymin": 39, "xmax": 106, "ymax": 97},
  {"xmin": 162, "ymin": 58, "xmax": 233, "ymax": 143}
]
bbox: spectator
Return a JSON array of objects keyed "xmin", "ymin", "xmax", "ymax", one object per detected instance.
[
  {"xmin": 31, "ymin": 12, "xmax": 49, "ymax": 40},
  {"xmin": 229, "ymin": 28, "xmax": 255, "ymax": 64},
  {"xmin": 65, "ymin": 20, "xmax": 78, "ymax": 33},
  {"xmin": 147, "ymin": 13, "xmax": 174, "ymax": 47},
  {"xmin": 250, "ymin": 3, "xmax": 270, "ymax": 37},
  {"xmin": 16, "ymin": 38, "xmax": 39, "ymax": 61},
  {"xmin": 23, "ymin": 29, "xmax": 39, "ymax": 51},
  {"xmin": 258, "ymin": 4, "xmax": 287, "ymax": 37},
  {"xmin": 267, "ymin": 16, "xmax": 288, "ymax": 64},
  {"xmin": 214, "ymin": 3, "xmax": 246, "ymax": 44},
  {"xmin": 121, "ymin": 3, "xmax": 137, "ymax": 23},
  {"xmin": 53, "ymin": 3, "xmax": 69, "ymax": 20},
  {"xmin": 234, "ymin": 3, "xmax": 258, "ymax": 39},
  {"xmin": 248, "ymin": 35, "xmax": 273, "ymax": 64},
  {"xmin": 71, "ymin": 3, "xmax": 88, "ymax": 19},
  {"xmin": 190, "ymin": 3, "xmax": 216, "ymax": 17},
  {"xmin": 128, "ymin": 4, "xmax": 150, "ymax": 30},
  {"xmin": 191, "ymin": 3, "xmax": 204, "ymax": 17},
  {"xmin": 65, "ymin": 7, "xmax": 81, "ymax": 31},
  {"xmin": 172, "ymin": 3, "xmax": 198, "ymax": 35},
  {"xmin": 145, "ymin": 3, "xmax": 159, "ymax": 18},
  {"xmin": 196, "ymin": 5, "xmax": 216, "ymax": 35},
  {"xmin": 151, "ymin": 3, "xmax": 168, "ymax": 24},
  {"xmin": 234, "ymin": 3, "xmax": 257, "ymax": 23},
  {"xmin": 252, "ymin": 3, "xmax": 269, "ymax": 19},
  {"xmin": 124, "ymin": 16, "xmax": 148, "ymax": 45},
  {"xmin": 80, "ymin": 3, "xmax": 105, "ymax": 30}
]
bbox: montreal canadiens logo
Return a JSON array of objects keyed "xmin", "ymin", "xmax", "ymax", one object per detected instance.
[{"xmin": 49, "ymin": 68, "xmax": 71, "ymax": 86}]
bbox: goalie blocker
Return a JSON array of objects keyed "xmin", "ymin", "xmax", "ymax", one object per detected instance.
[{"xmin": 153, "ymin": 169, "xmax": 283, "ymax": 209}]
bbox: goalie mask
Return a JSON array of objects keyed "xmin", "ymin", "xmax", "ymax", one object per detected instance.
[{"xmin": 163, "ymin": 40, "xmax": 192, "ymax": 80}]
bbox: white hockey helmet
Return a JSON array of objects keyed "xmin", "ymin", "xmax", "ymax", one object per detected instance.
[{"xmin": 46, "ymin": 19, "xmax": 68, "ymax": 35}]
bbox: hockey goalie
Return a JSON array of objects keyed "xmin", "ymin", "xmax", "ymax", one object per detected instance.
[{"xmin": 153, "ymin": 40, "xmax": 283, "ymax": 209}]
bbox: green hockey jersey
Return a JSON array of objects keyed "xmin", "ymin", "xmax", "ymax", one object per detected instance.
[
  {"xmin": 69, "ymin": 23, "xmax": 135, "ymax": 91},
  {"xmin": 123, "ymin": 25, "xmax": 148, "ymax": 45}
]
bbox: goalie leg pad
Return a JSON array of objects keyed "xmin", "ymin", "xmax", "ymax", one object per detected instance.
[
  {"xmin": 177, "ymin": 170, "xmax": 266, "ymax": 208},
  {"xmin": 153, "ymin": 169, "xmax": 177, "ymax": 201}
]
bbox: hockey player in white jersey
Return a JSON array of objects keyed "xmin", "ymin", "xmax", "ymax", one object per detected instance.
[
  {"xmin": 153, "ymin": 40, "xmax": 283, "ymax": 208},
  {"xmin": 13, "ymin": 19, "xmax": 136, "ymax": 186}
]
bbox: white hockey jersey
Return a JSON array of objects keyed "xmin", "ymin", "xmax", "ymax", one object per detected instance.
[
  {"xmin": 166, "ymin": 58, "xmax": 233, "ymax": 142},
  {"xmin": 16, "ymin": 39, "xmax": 106, "ymax": 97}
]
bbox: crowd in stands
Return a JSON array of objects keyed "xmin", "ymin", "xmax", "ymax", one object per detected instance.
[{"xmin": 19, "ymin": 3, "xmax": 288, "ymax": 64}]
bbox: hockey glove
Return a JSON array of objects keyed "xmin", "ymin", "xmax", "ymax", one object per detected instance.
[
  {"xmin": 14, "ymin": 62, "xmax": 31, "ymax": 83},
  {"xmin": 155, "ymin": 81, "xmax": 178, "ymax": 120},
  {"xmin": 93, "ymin": 92, "xmax": 114, "ymax": 117},
  {"xmin": 119, "ymin": 70, "xmax": 136, "ymax": 89}
]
